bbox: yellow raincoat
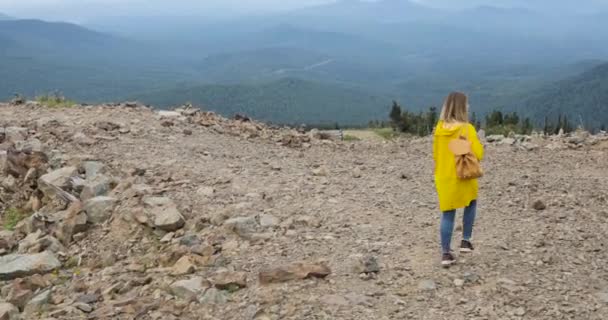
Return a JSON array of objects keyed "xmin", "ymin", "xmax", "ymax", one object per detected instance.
[{"xmin": 433, "ymin": 121, "xmax": 484, "ymax": 212}]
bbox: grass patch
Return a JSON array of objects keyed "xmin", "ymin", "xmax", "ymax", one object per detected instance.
[
  {"xmin": 343, "ymin": 134, "xmax": 361, "ymax": 142},
  {"xmin": 3, "ymin": 207, "xmax": 25, "ymax": 230},
  {"xmin": 373, "ymin": 128, "xmax": 400, "ymax": 140},
  {"xmin": 36, "ymin": 93, "xmax": 77, "ymax": 108}
]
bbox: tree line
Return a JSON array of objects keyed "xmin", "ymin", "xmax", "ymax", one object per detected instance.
[{"xmin": 387, "ymin": 100, "xmax": 592, "ymax": 136}]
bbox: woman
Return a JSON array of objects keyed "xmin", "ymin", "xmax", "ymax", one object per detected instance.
[{"xmin": 433, "ymin": 92, "xmax": 484, "ymax": 266}]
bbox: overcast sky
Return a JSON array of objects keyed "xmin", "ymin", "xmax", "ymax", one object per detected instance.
[{"xmin": 1, "ymin": 0, "xmax": 606, "ymax": 21}]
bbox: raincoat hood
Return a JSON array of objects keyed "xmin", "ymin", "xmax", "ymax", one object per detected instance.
[{"xmin": 434, "ymin": 121, "xmax": 467, "ymax": 137}]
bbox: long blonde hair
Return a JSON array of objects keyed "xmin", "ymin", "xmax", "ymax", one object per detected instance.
[{"xmin": 440, "ymin": 92, "xmax": 469, "ymax": 123}]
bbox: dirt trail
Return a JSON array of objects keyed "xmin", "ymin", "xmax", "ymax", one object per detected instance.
[{"xmin": 0, "ymin": 103, "xmax": 607, "ymax": 319}]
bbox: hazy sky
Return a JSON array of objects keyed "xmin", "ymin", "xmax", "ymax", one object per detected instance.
[{"xmin": 1, "ymin": 0, "xmax": 606, "ymax": 21}]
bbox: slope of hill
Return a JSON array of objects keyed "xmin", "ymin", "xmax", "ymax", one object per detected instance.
[
  {"xmin": 520, "ymin": 62, "xmax": 608, "ymax": 129},
  {"xmin": 133, "ymin": 78, "xmax": 391, "ymax": 125},
  {"xmin": 0, "ymin": 103, "xmax": 607, "ymax": 319}
]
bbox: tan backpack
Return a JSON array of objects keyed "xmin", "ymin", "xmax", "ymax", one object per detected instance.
[{"xmin": 448, "ymin": 126, "xmax": 483, "ymax": 180}]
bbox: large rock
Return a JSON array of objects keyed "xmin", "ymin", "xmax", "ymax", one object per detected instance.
[
  {"xmin": 259, "ymin": 262, "xmax": 331, "ymax": 284},
  {"xmin": 83, "ymin": 161, "xmax": 107, "ymax": 179},
  {"xmin": 23, "ymin": 289, "xmax": 51, "ymax": 315},
  {"xmin": 80, "ymin": 175, "xmax": 112, "ymax": 201},
  {"xmin": 0, "ymin": 251, "xmax": 61, "ymax": 280},
  {"xmin": 0, "ymin": 302, "xmax": 19, "ymax": 320},
  {"xmin": 84, "ymin": 196, "xmax": 117, "ymax": 224},
  {"xmin": 142, "ymin": 196, "xmax": 185, "ymax": 231},
  {"xmin": 170, "ymin": 277, "xmax": 208, "ymax": 301},
  {"xmin": 38, "ymin": 166, "xmax": 78, "ymax": 198},
  {"xmin": 224, "ymin": 216, "xmax": 259, "ymax": 238}
]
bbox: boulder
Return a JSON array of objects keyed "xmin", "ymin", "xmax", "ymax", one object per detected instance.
[
  {"xmin": 38, "ymin": 167, "xmax": 78, "ymax": 198},
  {"xmin": 84, "ymin": 196, "xmax": 117, "ymax": 224},
  {"xmin": 142, "ymin": 196, "xmax": 185, "ymax": 231},
  {"xmin": 80, "ymin": 175, "xmax": 112, "ymax": 201},
  {"xmin": 83, "ymin": 161, "xmax": 107, "ymax": 179},
  {"xmin": 0, "ymin": 251, "xmax": 61, "ymax": 280}
]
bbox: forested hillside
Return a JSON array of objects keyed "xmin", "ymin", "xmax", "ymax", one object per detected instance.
[
  {"xmin": 519, "ymin": 62, "xmax": 608, "ymax": 129},
  {"xmin": 133, "ymin": 78, "xmax": 390, "ymax": 125}
]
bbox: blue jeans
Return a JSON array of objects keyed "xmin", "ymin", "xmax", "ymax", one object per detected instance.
[{"xmin": 440, "ymin": 200, "xmax": 477, "ymax": 253}]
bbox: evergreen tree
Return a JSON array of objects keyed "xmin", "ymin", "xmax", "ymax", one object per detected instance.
[
  {"xmin": 521, "ymin": 118, "xmax": 533, "ymax": 134},
  {"xmin": 428, "ymin": 107, "xmax": 438, "ymax": 134},
  {"xmin": 389, "ymin": 101, "xmax": 402, "ymax": 130}
]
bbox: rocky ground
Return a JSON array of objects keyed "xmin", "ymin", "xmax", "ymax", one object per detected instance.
[{"xmin": 0, "ymin": 101, "xmax": 607, "ymax": 320}]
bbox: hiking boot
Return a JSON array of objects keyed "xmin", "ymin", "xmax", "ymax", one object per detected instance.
[
  {"xmin": 441, "ymin": 252, "xmax": 456, "ymax": 267},
  {"xmin": 460, "ymin": 240, "xmax": 474, "ymax": 253}
]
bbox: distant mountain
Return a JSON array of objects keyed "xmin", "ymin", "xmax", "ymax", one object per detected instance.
[
  {"xmin": 133, "ymin": 78, "xmax": 391, "ymax": 125},
  {"xmin": 0, "ymin": 13, "xmax": 12, "ymax": 20},
  {"xmin": 519, "ymin": 62, "xmax": 608, "ymax": 129},
  {"xmin": 0, "ymin": 19, "xmax": 125, "ymax": 54}
]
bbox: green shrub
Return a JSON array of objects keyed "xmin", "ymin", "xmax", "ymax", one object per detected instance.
[
  {"xmin": 36, "ymin": 93, "xmax": 77, "ymax": 108},
  {"xmin": 3, "ymin": 207, "xmax": 25, "ymax": 230},
  {"xmin": 373, "ymin": 128, "xmax": 400, "ymax": 140},
  {"xmin": 343, "ymin": 134, "xmax": 361, "ymax": 141}
]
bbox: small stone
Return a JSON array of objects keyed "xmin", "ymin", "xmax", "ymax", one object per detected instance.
[
  {"xmin": 142, "ymin": 196, "xmax": 185, "ymax": 231},
  {"xmin": 259, "ymin": 214, "xmax": 279, "ymax": 228},
  {"xmin": 486, "ymin": 135, "xmax": 504, "ymax": 143},
  {"xmin": 312, "ymin": 167, "xmax": 328, "ymax": 177},
  {"xmin": 199, "ymin": 288, "xmax": 228, "ymax": 305},
  {"xmin": 418, "ymin": 279, "xmax": 436, "ymax": 291},
  {"xmin": 224, "ymin": 216, "xmax": 259, "ymax": 238},
  {"xmin": 0, "ymin": 302, "xmax": 19, "ymax": 320},
  {"xmin": 514, "ymin": 307, "xmax": 526, "ymax": 316},
  {"xmin": 74, "ymin": 302, "xmax": 93, "ymax": 313},
  {"xmin": 23, "ymin": 289, "xmax": 51, "ymax": 314},
  {"xmin": 532, "ymin": 199, "xmax": 546, "ymax": 211},
  {"xmin": 170, "ymin": 277, "xmax": 208, "ymax": 301},
  {"xmin": 259, "ymin": 262, "xmax": 331, "ymax": 284},
  {"xmin": 211, "ymin": 271, "xmax": 247, "ymax": 290},
  {"xmin": 76, "ymin": 293, "xmax": 100, "ymax": 304},
  {"xmin": 454, "ymin": 279, "xmax": 465, "ymax": 287},
  {"xmin": 84, "ymin": 196, "xmax": 117, "ymax": 224},
  {"xmin": 160, "ymin": 232, "xmax": 175, "ymax": 243},
  {"xmin": 83, "ymin": 161, "xmax": 107, "ymax": 179},
  {"xmin": 353, "ymin": 255, "xmax": 380, "ymax": 274},
  {"xmin": 196, "ymin": 186, "xmax": 215, "ymax": 197},
  {"xmin": 171, "ymin": 256, "xmax": 196, "ymax": 276}
]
